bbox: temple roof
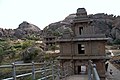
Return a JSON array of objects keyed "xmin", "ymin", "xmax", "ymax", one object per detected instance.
[
  {"xmin": 73, "ymin": 8, "xmax": 91, "ymax": 23},
  {"xmin": 76, "ymin": 8, "xmax": 87, "ymax": 16},
  {"xmin": 57, "ymin": 55, "xmax": 110, "ymax": 60},
  {"xmin": 57, "ymin": 37, "xmax": 109, "ymax": 42}
]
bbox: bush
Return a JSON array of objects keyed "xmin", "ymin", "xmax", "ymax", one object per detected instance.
[
  {"xmin": 22, "ymin": 41, "xmax": 33, "ymax": 49},
  {"xmin": 22, "ymin": 47, "xmax": 42, "ymax": 63}
]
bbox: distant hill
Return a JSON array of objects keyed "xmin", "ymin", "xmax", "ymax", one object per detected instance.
[
  {"xmin": 14, "ymin": 21, "xmax": 41, "ymax": 39},
  {"xmin": 0, "ymin": 21, "xmax": 42, "ymax": 39}
]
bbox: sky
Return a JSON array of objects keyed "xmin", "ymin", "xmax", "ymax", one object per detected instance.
[{"xmin": 0, "ymin": 0, "xmax": 120, "ymax": 30}]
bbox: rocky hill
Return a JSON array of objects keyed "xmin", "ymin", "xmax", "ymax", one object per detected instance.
[
  {"xmin": 0, "ymin": 21, "xmax": 42, "ymax": 39},
  {"xmin": 43, "ymin": 13, "xmax": 120, "ymax": 44},
  {"xmin": 14, "ymin": 21, "xmax": 41, "ymax": 39}
]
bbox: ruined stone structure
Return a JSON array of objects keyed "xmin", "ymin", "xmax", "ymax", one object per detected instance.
[
  {"xmin": 57, "ymin": 8, "xmax": 109, "ymax": 80},
  {"xmin": 43, "ymin": 35, "xmax": 56, "ymax": 50}
]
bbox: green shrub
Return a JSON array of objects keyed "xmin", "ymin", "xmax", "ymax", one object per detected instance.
[{"xmin": 22, "ymin": 41, "xmax": 33, "ymax": 49}]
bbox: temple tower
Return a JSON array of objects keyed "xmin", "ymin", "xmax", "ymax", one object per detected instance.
[{"xmin": 57, "ymin": 8, "xmax": 109, "ymax": 80}]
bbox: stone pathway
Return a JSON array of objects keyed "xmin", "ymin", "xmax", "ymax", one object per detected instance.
[
  {"xmin": 106, "ymin": 61, "xmax": 120, "ymax": 80},
  {"xmin": 61, "ymin": 61, "xmax": 120, "ymax": 80},
  {"xmin": 61, "ymin": 75, "xmax": 88, "ymax": 80}
]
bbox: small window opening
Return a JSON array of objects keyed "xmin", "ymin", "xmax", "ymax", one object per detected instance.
[
  {"xmin": 78, "ymin": 44, "xmax": 85, "ymax": 54},
  {"xmin": 79, "ymin": 27, "xmax": 83, "ymax": 35}
]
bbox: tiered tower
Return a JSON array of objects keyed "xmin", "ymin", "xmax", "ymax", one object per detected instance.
[{"xmin": 57, "ymin": 8, "xmax": 109, "ymax": 80}]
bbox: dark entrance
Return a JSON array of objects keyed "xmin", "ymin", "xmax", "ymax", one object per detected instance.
[
  {"xmin": 78, "ymin": 66, "xmax": 81, "ymax": 74},
  {"xmin": 78, "ymin": 65, "xmax": 86, "ymax": 74}
]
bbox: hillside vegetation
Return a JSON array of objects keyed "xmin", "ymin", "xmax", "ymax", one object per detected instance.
[{"xmin": 0, "ymin": 21, "xmax": 54, "ymax": 64}]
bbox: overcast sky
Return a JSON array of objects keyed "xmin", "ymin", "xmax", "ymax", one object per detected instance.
[{"xmin": 0, "ymin": 0, "xmax": 120, "ymax": 29}]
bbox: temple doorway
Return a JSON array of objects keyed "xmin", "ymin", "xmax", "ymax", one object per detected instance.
[{"xmin": 78, "ymin": 65, "xmax": 86, "ymax": 74}]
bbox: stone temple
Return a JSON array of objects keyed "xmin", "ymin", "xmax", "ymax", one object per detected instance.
[{"xmin": 57, "ymin": 8, "xmax": 109, "ymax": 80}]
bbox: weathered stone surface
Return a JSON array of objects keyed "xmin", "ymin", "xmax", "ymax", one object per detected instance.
[
  {"xmin": 0, "ymin": 21, "xmax": 42, "ymax": 39},
  {"xmin": 14, "ymin": 21, "xmax": 41, "ymax": 38},
  {"xmin": 18, "ymin": 21, "xmax": 41, "ymax": 32},
  {"xmin": 43, "ymin": 13, "xmax": 120, "ymax": 42}
]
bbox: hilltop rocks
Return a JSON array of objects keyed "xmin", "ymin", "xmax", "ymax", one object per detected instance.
[
  {"xmin": 43, "ymin": 14, "xmax": 74, "ymax": 37},
  {"xmin": 17, "ymin": 21, "xmax": 41, "ymax": 32},
  {"xmin": 89, "ymin": 13, "xmax": 114, "ymax": 34},
  {"xmin": 111, "ymin": 22, "xmax": 120, "ymax": 41},
  {"xmin": 14, "ymin": 29, "xmax": 26, "ymax": 38},
  {"xmin": 0, "ymin": 28, "xmax": 4, "ymax": 37},
  {"xmin": 43, "ymin": 13, "xmax": 120, "ymax": 43},
  {"xmin": 14, "ymin": 21, "xmax": 41, "ymax": 39},
  {"xmin": 0, "ymin": 21, "xmax": 42, "ymax": 39},
  {"xmin": 0, "ymin": 28, "xmax": 14, "ymax": 38}
]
